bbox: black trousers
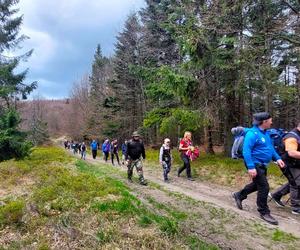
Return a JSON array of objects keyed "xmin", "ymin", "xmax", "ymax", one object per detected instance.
[
  {"xmin": 178, "ymin": 154, "xmax": 191, "ymax": 178},
  {"xmin": 111, "ymin": 152, "xmax": 120, "ymax": 165},
  {"xmin": 272, "ymin": 166, "xmax": 300, "ymax": 210},
  {"xmin": 239, "ymin": 165, "xmax": 270, "ymax": 215},
  {"xmin": 92, "ymin": 150, "xmax": 97, "ymax": 159},
  {"xmin": 104, "ymin": 151, "xmax": 109, "ymax": 162}
]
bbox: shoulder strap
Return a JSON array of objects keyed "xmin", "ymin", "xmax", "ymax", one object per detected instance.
[{"xmin": 286, "ymin": 131, "xmax": 300, "ymax": 143}]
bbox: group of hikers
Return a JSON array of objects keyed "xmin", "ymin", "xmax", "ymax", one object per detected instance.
[
  {"xmin": 64, "ymin": 111, "xmax": 300, "ymax": 226},
  {"xmin": 64, "ymin": 140, "xmax": 87, "ymax": 160}
]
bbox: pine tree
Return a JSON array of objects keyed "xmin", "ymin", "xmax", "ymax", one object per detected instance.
[
  {"xmin": 0, "ymin": 0, "xmax": 36, "ymax": 160},
  {"xmin": 87, "ymin": 44, "xmax": 114, "ymax": 138},
  {"xmin": 112, "ymin": 13, "xmax": 145, "ymax": 139}
]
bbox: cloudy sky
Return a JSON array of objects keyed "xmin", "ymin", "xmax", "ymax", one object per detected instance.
[{"xmin": 17, "ymin": 0, "xmax": 145, "ymax": 99}]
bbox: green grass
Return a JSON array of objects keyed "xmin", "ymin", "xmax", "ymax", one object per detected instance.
[
  {"xmin": 0, "ymin": 146, "xmax": 218, "ymax": 249},
  {"xmin": 0, "ymin": 199, "xmax": 25, "ymax": 227}
]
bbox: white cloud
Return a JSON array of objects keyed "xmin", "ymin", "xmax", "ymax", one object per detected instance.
[
  {"xmin": 15, "ymin": 0, "xmax": 146, "ymax": 98},
  {"xmin": 19, "ymin": 0, "xmax": 144, "ymax": 29},
  {"xmin": 21, "ymin": 27, "xmax": 58, "ymax": 70}
]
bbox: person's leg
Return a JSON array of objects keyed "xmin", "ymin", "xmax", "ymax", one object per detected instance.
[
  {"xmin": 178, "ymin": 154, "xmax": 187, "ymax": 176},
  {"xmin": 111, "ymin": 153, "xmax": 115, "ymax": 165},
  {"xmin": 271, "ymin": 182, "xmax": 290, "ymax": 202},
  {"xmin": 105, "ymin": 152, "xmax": 108, "ymax": 162},
  {"xmin": 290, "ymin": 168, "xmax": 300, "ymax": 213},
  {"xmin": 135, "ymin": 159, "xmax": 146, "ymax": 185},
  {"xmin": 162, "ymin": 161, "xmax": 168, "ymax": 180},
  {"xmin": 290, "ymin": 184, "xmax": 300, "ymax": 212},
  {"xmin": 116, "ymin": 153, "xmax": 120, "ymax": 165},
  {"xmin": 185, "ymin": 157, "xmax": 192, "ymax": 178},
  {"xmin": 238, "ymin": 181, "xmax": 257, "ymax": 200},
  {"xmin": 254, "ymin": 167, "xmax": 270, "ymax": 215},
  {"xmin": 127, "ymin": 160, "xmax": 133, "ymax": 181}
]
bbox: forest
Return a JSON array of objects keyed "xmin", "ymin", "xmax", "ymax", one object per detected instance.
[{"xmin": 67, "ymin": 0, "xmax": 300, "ymax": 155}]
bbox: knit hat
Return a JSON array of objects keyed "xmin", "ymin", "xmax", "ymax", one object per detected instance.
[{"xmin": 253, "ymin": 112, "xmax": 271, "ymax": 125}]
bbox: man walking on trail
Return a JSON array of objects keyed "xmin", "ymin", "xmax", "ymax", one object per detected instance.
[
  {"xmin": 126, "ymin": 131, "xmax": 147, "ymax": 185},
  {"xmin": 81, "ymin": 142, "xmax": 86, "ymax": 160},
  {"xmin": 91, "ymin": 140, "xmax": 98, "ymax": 159},
  {"xmin": 121, "ymin": 140, "xmax": 128, "ymax": 165},
  {"xmin": 233, "ymin": 112, "xmax": 285, "ymax": 225},
  {"xmin": 102, "ymin": 139, "xmax": 110, "ymax": 162},
  {"xmin": 111, "ymin": 139, "xmax": 120, "ymax": 166},
  {"xmin": 269, "ymin": 122, "xmax": 300, "ymax": 215}
]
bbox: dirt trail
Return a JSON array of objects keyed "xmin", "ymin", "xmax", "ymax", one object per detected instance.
[{"xmin": 67, "ymin": 149, "xmax": 300, "ymax": 249}]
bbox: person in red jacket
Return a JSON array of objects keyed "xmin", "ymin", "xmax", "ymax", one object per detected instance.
[{"xmin": 178, "ymin": 131, "xmax": 194, "ymax": 181}]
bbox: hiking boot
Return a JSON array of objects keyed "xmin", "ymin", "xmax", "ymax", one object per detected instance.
[
  {"xmin": 128, "ymin": 178, "xmax": 133, "ymax": 183},
  {"xmin": 140, "ymin": 181, "xmax": 148, "ymax": 186},
  {"xmin": 292, "ymin": 209, "xmax": 300, "ymax": 215},
  {"xmin": 164, "ymin": 178, "xmax": 170, "ymax": 183},
  {"xmin": 260, "ymin": 214, "xmax": 278, "ymax": 225},
  {"xmin": 187, "ymin": 177, "xmax": 195, "ymax": 181},
  {"xmin": 233, "ymin": 192, "xmax": 243, "ymax": 210},
  {"xmin": 268, "ymin": 193, "xmax": 285, "ymax": 208}
]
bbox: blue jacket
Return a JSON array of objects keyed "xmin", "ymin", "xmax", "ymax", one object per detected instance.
[
  {"xmin": 102, "ymin": 142, "xmax": 110, "ymax": 153},
  {"xmin": 121, "ymin": 143, "xmax": 127, "ymax": 154},
  {"xmin": 243, "ymin": 126, "xmax": 280, "ymax": 169},
  {"xmin": 91, "ymin": 141, "xmax": 98, "ymax": 150}
]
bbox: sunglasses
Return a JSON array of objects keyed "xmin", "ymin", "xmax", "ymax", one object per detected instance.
[{"xmin": 166, "ymin": 141, "xmax": 170, "ymax": 143}]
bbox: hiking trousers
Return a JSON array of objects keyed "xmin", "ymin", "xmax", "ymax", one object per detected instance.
[
  {"xmin": 178, "ymin": 154, "xmax": 191, "ymax": 178},
  {"xmin": 127, "ymin": 158, "xmax": 145, "ymax": 183},
  {"xmin": 103, "ymin": 151, "xmax": 109, "ymax": 162},
  {"xmin": 111, "ymin": 152, "xmax": 120, "ymax": 165},
  {"xmin": 162, "ymin": 161, "xmax": 171, "ymax": 180},
  {"xmin": 92, "ymin": 149, "xmax": 97, "ymax": 159},
  {"xmin": 81, "ymin": 151, "xmax": 86, "ymax": 160},
  {"xmin": 239, "ymin": 165, "xmax": 270, "ymax": 215},
  {"xmin": 273, "ymin": 166, "xmax": 300, "ymax": 210}
]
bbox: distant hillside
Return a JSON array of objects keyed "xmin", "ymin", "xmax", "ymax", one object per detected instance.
[{"xmin": 19, "ymin": 99, "xmax": 74, "ymax": 138}]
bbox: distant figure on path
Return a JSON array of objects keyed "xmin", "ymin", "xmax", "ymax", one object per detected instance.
[
  {"xmin": 111, "ymin": 139, "xmax": 120, "ymax": 166},
  {"xmin": 121, "ymin": 140, "xmax": 128, "ymax": 165},
  {"xmin": 102, "ymin": 139, "xmax": 110, "ymax": 162},
  {"xmin": 81, "ymin": 142, "xmax": 86, "ymax": 160},
  {"xmin": 159, "ymin": 138, "xmax": 172, "ymax": 182},
  {"xmin": 91, "ymin": 140, "xmax": 98, "ymax": 159}
]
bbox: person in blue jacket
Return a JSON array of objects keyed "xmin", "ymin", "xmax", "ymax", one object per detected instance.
[
  {"xmin": 91, "ymin": 140, "xmax": 98, "ymax": 159},
  {"xmin": 102, "ymin": 139, "xmax": 110, "ymax": 162},
  {"xmin": 233, "ymin": 112, "xmax": 285, "ymax": 225}
]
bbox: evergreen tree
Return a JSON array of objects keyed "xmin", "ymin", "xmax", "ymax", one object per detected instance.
[
  {"xmin": 112, "ymin": 13, "xmax": 145, "ymax": 139},
  {"xmin": 87, "ymin": 44, "xmax": 114, "ymax": 138},
  {"xmin": 0, "ymin": 0, "xmax": 36, "ymax": 161}
]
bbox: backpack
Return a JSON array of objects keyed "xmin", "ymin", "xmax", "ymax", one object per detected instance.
[
  {"xmin": 231, "ymin": 126, "xmax": 250, "ymax": 159},
  {"xmin": 268, "ymin": 128, "xmax": 288, "ymax": 155},
  {"xmin": 231, "ymin": 126, "xmax": 288, "ymax": 159}
]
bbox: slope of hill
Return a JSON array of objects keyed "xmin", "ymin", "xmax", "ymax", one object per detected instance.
[{"xmin": 19, "ymin": 99, "xmax": 76, "ymax": 138}]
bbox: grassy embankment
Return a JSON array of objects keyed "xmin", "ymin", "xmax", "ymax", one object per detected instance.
[
  {"xmin": 145, "ymin": 148, "xmax": 287, "ymax": 190},
  {"xmin": 0, "ymin": 146, "xmax": 217, "ymax": 249}
]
